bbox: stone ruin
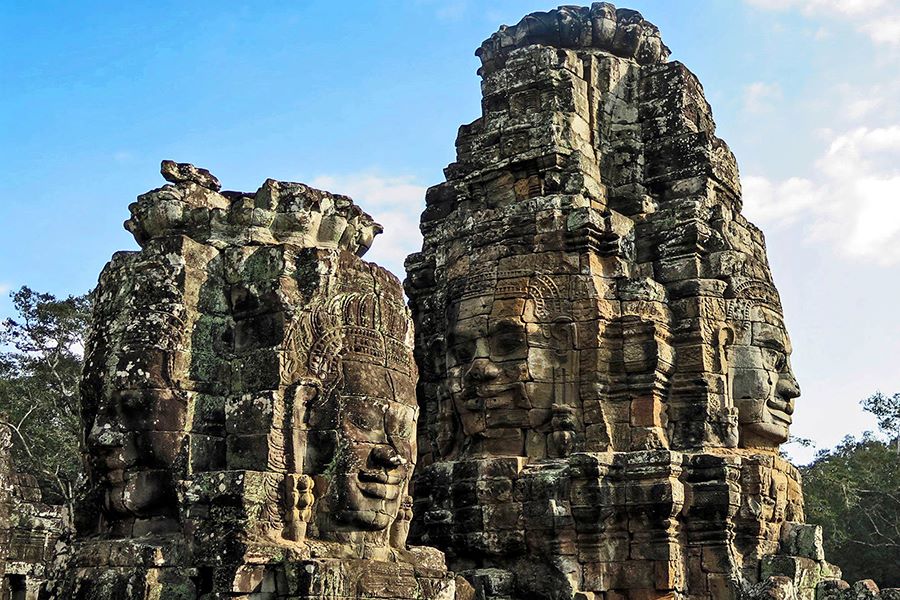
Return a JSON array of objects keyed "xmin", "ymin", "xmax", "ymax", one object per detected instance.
[
  {"xmin": 0, "ymin": 421, "xmax": 66, "ymax": 600},
  {"xmin": 405, "ymin": 4, "xmax": 892, "ymax": 600},
  {"xmin": 24, "ymin": 3, "xmax": 896, "ymax": 600},
  {"xmin": 42, "ymin": 162, "xmax": 463, "ymax": 599}
]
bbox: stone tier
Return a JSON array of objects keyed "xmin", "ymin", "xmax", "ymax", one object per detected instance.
[
  {"xmin": 126, "ymin": 162, "xmax": 382, "ymax": 256},
  {"xmin": 477, "ymin": 3, "xmax": 670, "ymax": 75}
]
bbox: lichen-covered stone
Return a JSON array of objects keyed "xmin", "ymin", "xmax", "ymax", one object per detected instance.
[
  {"xmin": 0, "ymin": 420, "xmax": 67, "ymax": 600},
  {"xmin": 161, "ymin": 159, "xmax": 222, "ymax": 192},
  {"xmin": 42, "ymin": 167, "xmax": 464, "ymax": 599},
  {"xmin": 405, "ymin": 3, "xmax": 882, "ymax": 599}
]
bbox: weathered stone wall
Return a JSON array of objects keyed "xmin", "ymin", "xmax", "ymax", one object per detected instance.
[
  {"xmin": 0, "ymin": 421, "xmax": 66, "ymax": 600},
  {"xmin": 405, "ymin": 4, "xmax": 892, "ymax": 599},
  {"xmin": 44, "ymin": 163, "xmax": 465, "ymax": 599}
]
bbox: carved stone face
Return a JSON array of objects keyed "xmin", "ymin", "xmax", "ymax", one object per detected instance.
[
  {"xmin": 83, "ymin": 275, "xmax": 189, "ymax": 534},
  {"xmin": 446, "ymin": 297, "xmax": 532, "ymax": 457},
  {"xmin": 443, "ymin": 272, "xmax": 577, "ymax": 458},
  {"xmin": 729, "ymin": 302, "xmax": 801, "ymax": 449},
  {"xmin": 328, "ymin": 361, "xmax": 417, "ymax": 531},
  {"xmin": 86, "ymin": 401, "xmax": 128, "ymax": 518},
  {"xmin": 86, "ymin": 388, "xmax": 182, "ymax": 530},
  {"xmin": 306, "ymin": 287, "xmax": 418, "ymax": 537}
]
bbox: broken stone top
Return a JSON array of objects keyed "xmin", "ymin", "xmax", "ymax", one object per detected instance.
[
  {"xmin": 477, "ymin": 2, "xmax": 670, "ymax": 74},
  {"xmin": 125, "ymin": 160, "xmax": 382, "ymax": 256}
]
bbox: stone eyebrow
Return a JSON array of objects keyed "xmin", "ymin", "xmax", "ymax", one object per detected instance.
[
  {"xmin": 489, "ymin": 318, "xmax": 524, "ymax": 331},
  {"xmin": 755, "ymin": 326, "xmax": 786, "ymax": 351}
]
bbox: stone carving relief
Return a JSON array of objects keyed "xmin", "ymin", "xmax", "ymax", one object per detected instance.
[
  {"xmin": 36, "ymin": 3, "xmax": 887, "ymax": 599},
  {"xmin": 296, "ymin": 283, "xmax": 419, "ymax": 551},
  {"xmin": 725, "ymin": 277, "xmax": 801, "ymax": 449},
  {"xmin": 47, "ymin": 164, "xmax": 464, "ymax": 599},
  {"xmin": 440, "ymin": 268, "xmax": 581, "ymax": 460},
  {"xmin": 403, "ymin": 3, "xmax": 875, "ymax": 599},
  {"xmin": 81, "ymin": 236, "xmax": 214, "ymax": 537}
]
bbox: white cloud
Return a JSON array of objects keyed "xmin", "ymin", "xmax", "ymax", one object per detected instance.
[
  {"xmin": 745, "ymin": 0, "xmax": 900, "ymax": 45},
  {"xmin": 0, "ymin": 283, "xmax": 9, "ymax": 296},
  {"xmin": 860, "ymin": 16, "xmax": 900, "ymax": 46},
  {"xmin": 743, "ymin": 82, "xmax": 783, "ymax": 113},
  {"xmin": 828, "ymin": 81, "xmax": 900, "ymax": 127},
  {"xmin": 846, "ymin": 97, "xmax": 882, "ymax": 120},
  {"xmin": 746, "ymin": 0, "xmax": 887, "ymax": 16},
  {"xmin": 742, "ymin": 176, "xmax": 819, "ymax": 223},
  {"xmin": 744, "ymin": 126, "xmax": 900, "ymax": 264},
  {"xmin": 308, "ymin": 172, "xmax": 426, "ymax": 279}
]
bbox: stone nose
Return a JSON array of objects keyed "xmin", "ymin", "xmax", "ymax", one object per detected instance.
[
  {"xmin": 465, "ymin": 358, "xmax": 501, "ymax": 383},
  {"xmin": 777, "ymin": 366, "xmax": 801, "ymax": 401}
]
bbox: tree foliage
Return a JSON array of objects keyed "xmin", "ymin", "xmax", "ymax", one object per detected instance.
[
  {"xmin": 861, "ymin": 391, "xmax": 900, "ymax": 453},
  {"xmin": 0, "ymin": 286, "xmax": 91, "ymax": 506},
  {"xmin": 802, "ymin": 434, "xmax": 900, "ymax": 586}
]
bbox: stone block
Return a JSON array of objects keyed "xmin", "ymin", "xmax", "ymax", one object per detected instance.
[{"xmin": 780, "ymin": 522, "xmax": 826, "ymax": 561}]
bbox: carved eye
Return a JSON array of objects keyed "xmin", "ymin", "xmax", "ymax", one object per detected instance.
[
  {"xmin": 774, "ymin": 352, "xmax": 787, "ymax": 371},
  {"xmin": 452, "ymin": 341, "xmax": 477, "ymax": 365},
  {"xmin": 345, "ymin": 400, "xmax": 383, "ymax": 432},
  {"xmin": 385, "ymin": 405, "xmax": 415, "ymax": 439},
  {"xmin": 490, "ymin": 322, "xmax": 527, "ymax": 357},
  {"xmin": 764, "ymin": 347, "xmax": 787, "ymax": 371}
]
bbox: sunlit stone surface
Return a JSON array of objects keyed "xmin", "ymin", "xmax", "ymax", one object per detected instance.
[
  {"xmin": 45, "ymin": 163, "xmax": 463, "ymax": 599},
  {"xmin": 33, "ymin": 4, "xmax": 892, "ymax": 599},
  {"xmin": 405, "ymin": 4, "xmax": 885, "ymax": 599}
]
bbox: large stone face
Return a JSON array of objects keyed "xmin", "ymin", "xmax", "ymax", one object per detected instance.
[
  {"xmin": 406, "ymin": 3, "xmax": 797, "ymax": 463},
  {"xmin": 30, "ymin": 4, "xmax": 894, "ymax": 600},
  {"xmin": 45, "ymin": 165, "xmax": 464, "ymax": 599},
  {"xmin": 404, "ymin": 4, "xmax": 874, "ymax": 599}
]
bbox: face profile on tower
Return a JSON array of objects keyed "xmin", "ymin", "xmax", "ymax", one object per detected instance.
[
  {"xmin": 726, "ymin": 278, "xmax": 801, "ymax": 448},
  {"xmin": 86, "ymin": 387, "xmax": 180, "ymax": 529},
  {"xmin": 81, "ymin": 211, "xmax": 213, "ymax": 537}
]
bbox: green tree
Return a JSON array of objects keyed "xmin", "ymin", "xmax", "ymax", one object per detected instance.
[
  {"xmin": 861, "ymin": 391, "xmax": 900, "ymax": 453},
  {"xmin": 802, "ymin": 433, "xmax": 900, "ymax": 586},
  {"xmin": 0, "ymin": 286, "xmax": 91, "ymax": 509}
]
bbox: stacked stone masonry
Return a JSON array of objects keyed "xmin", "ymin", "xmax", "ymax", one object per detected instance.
[
  {"xmin": 40, "ymin": 163, "xmax": 465, "ymax": 599},
  {"xmin": 404, "ymin": 4, "xmax": 894, "ymax": 600},
  {"xmin": 21, "ymin": 3, "xmax": 893, "ymax": 600},
  {"xmin": 0, "ymin": 422, "xmax": 66, "ymax": 600}
]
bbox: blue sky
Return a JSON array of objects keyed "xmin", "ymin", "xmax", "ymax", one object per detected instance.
[{"xmin": 2, "ymin": 0, "xmax": 899, "ymax": 462}]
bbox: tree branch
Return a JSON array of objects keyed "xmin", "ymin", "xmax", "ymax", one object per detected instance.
[{"xmin": 0, "ymin": 416, "xmax": 34, "ymax": 458}]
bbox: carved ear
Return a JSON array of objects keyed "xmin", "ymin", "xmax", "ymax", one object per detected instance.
[
  {"xmin": 291, "ymin": 381, "xmax": 322, "ymax": 427},
  {"xmin": 548, "ymin": 316, "xmax": 577, "ymax": 353},
  {"xmin": 427, "ymin": 335, "xmax": 447, "ymax": 375},
  {"xmin": 434, "ymin": 397, "xmax": 462, "ymax": 460}
]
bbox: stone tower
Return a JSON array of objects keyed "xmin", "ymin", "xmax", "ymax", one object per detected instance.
[
  {"xmin": 45, "ymin": 162, "xmax": 464, "ymax": 599},
  {"xmin": 405, "ymin": 4, "xmax": 875, "ymax": 599},
  {"xmin": 34, "ymin": 4, "xmax": 894, "ymax": 600}
]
